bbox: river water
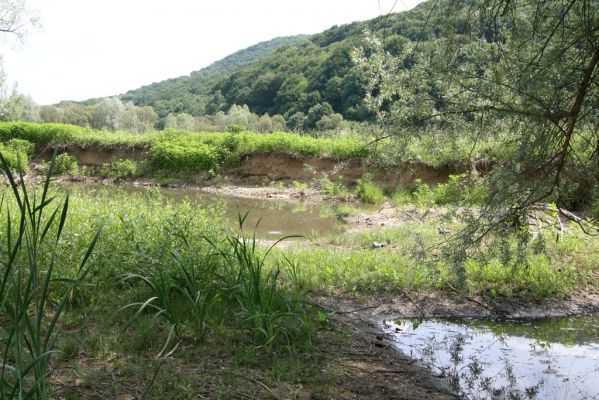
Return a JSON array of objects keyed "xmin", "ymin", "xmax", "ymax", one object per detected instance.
[
  {"xmin": 62, "ymin": 183, "xmax": 350, "ymax": 239},
  {"xmin": 384, "ymin": 317, "xmax": 599, "ymax": 399}
]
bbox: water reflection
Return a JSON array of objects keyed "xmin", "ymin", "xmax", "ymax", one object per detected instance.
[{"xmin": 384, "ymin": 317, "xmax": 599, "ymax": 399}]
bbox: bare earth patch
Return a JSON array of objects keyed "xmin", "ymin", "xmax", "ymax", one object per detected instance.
[
  {"xmin": 317, "ymin": 289, "xmax": 599, "ymax": 322},
  {"xmin": 201, "ymin": 183, "xmax": 326, "ymax": 203},
  {"xmin": 50, "ymin": 320, "xmax": 458, "ymax": 400}
]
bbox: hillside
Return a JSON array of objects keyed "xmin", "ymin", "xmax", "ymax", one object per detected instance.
[
  {"xmin": 115, "ymin": 1, "xmax": 436, "ymax": 121},
  {"xmin": 119, "ymin": 35, "xmax": 310, "ymax": 117}
]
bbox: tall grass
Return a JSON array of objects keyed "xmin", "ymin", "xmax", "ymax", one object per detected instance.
[
  {"xmin": 355, "ymin": 174, "xmax": 385, "ymax": 204},
  {"xmin": 207, "ymin": 214, "xmax": 308, "ymax": 347},
  {"xmin": 0, "ymin": 153, "xmax": 99, "ymax": 399},
  {"xmin": 117, "ymin": 249, "xmax": 219, "ymax": 357},
  {"xmin": 118, "ymin": 213, "xmax": 314, "ymax": 355}
]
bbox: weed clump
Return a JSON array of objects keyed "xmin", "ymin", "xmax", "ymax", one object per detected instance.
[
  {"xmin": 0, "ymin": 153, "xmax": 98, "ymax": 398},
  {"xmin": 356, "ymin": 174, "xmax": 385, "ymax": 204},
  {"xmin": 0, "ymin": 138, "xmax": 35, "ymax": 172},
  {"xmin": 99, "ymin": 159, "xmax": 137, "ymax": 179},
  {"xmin": 39, "ymin": 153, "xmax": 79, "ymax": 175}
]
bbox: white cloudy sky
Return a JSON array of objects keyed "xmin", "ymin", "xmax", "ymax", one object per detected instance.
[{"xmin": 0, "ymin": 0, "xmax": 423, "ymax": 105}]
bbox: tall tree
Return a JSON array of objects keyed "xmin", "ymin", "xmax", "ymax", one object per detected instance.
[
  {"xmin": 357, "ymin": 0, "xmax": 599, "ymax": 276},
  {"xmin": 364, "ymin": 0, "xmax": 599, "ymax": 229}
]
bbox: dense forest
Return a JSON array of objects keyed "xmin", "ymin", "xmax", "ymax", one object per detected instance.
[
  {"xmin": 25, "ymin": 0, "xmax": 480, "ymax": 131},
  {"xmin": 118, "ymin": 2, "xmax": 439, "ymax": 123},
  {"xmin": 118, "ymin": 35, "xmax": 309, "ymax": 117}
]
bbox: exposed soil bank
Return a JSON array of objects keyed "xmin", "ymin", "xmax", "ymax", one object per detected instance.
[
  {"xmin": 229, "ymin": 152, "xmax": 462, "ymax": 186},
  {"xmin": 35, "ymin": 143, "xmax": 464, "ymax": 186}
]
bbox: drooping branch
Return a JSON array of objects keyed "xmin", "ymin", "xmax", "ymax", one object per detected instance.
[{"xmin": 553, "ymin": 47, "xmax": 599, "ymax": 190}]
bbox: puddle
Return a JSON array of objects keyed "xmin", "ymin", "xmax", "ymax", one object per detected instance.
[
  {"xmin": 60, "ymin": 183, "xmax": 357, "ymax": 239},
  {"xmin": 384, "ymin": 316, "xmax": 599, "ymax": 399}
]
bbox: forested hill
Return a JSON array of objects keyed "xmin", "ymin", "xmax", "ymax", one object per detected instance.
[
  {"xmin": 115, "ymin": 1, "xmax": 436, "ymax": 120},
  {"xmin": 119, "ymin": 35, "xmax": 310, "ymax": 117}
]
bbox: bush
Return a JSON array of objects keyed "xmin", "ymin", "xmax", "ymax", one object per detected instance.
[
  {"xmin": 413, "ymin": 179, "xmax": 435, "ymax": 207},
  {"xmin": 227, "ymin": 124, "xmax": 245, "ymax": 134},
  {"xmin": 0, "ymin": 124, "xmax": 371, "ymax": 175},
  {"xmin": 0, "ymin": 122, "xmax": 83, "ymax": 143},
  {"xmin": 431, "ymin": 174, "xmax": 467, "ymax": 205},
  {"xmin": 150, "ymin": 139, "xmax": 220, "ymax": 171},
  {"xmin": 99, "ymin": 159, "xmax": 138, "ymax": 179},
  {"xmin": 319, "ymin": 175, "xmax": 349, "ymax": 199},
  {"xmin": 8, "ymin": 138, "xmax": 36, "ymax": 157},
  {"xmin": 43, "ymin": 153, "xmax": 78, "ymax": 175},
  {"xmin": 412, "ymin": 174, "xmax": 488, "ymax": 206},
  {"xmin": 356, "ymin": 175, "xmax": 385, "ymax": 204},
  {"xmin": 0, "ymin": 139, "xmax": 35, "ymax": 172},
  {"xmin": 392, "ymin": 188, "xmax": 414, "ymax": 207}
]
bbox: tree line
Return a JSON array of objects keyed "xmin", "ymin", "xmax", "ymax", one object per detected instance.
[{"xmin": 0, "ymin": 91, "xmax": 348, "ymax": 133}]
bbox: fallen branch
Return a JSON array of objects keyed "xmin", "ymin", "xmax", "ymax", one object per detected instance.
[{"xmin": 532, "ymin": 203, "xmax": 599, "ymax": 236}]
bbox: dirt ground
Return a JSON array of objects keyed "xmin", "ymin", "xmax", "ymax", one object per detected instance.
[
  {"xmin": 50, "ymin": 316, "xmax": 459, "ymax": 400},
  {"xmin": 201, "ymin": 183, "xmax": 327, "ymax": 203},
  {"xmin": 317, "ymin": 289, "xmax": 599, "ymax": 323}
]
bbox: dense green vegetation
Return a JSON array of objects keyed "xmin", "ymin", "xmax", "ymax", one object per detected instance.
[
  {"xmin": 1, "ymin": 0, "xmax": 598, "ymax": 396},
  {"xmin": 35, "ymin": 0, "xmax": 504, "ymax": 131},
  {"xmin": 3, "ymin": 162, "xmax": 599, "ymax": 398},
  {"xmin": 1, "ymin": 121, "xmax": 597, "ymax": 216},
  {"xmin": 0, "ymin": 120, "xmax": 508, "ymax": 166},
  {"xmin": 285, "ymin": 219, "xmax": 598, "ymax": 299},
  {"xmin": 120, "ymin": 35, "xmax": 309, "ymax": 118},
  {"xmin": 0, "ymin": 121, "xmax": 371, "ymax": 175},
  {"xmin": 0, "ymin": 166, "xmax": 322, "ymax": 398},
  {"xmin": 113, "ymin": 1, "xmax": 452, "ymax": 124}
]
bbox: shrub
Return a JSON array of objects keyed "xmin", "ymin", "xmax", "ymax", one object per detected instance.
[
  {"xmin": 150, "ymin": 139, "xmax": 220, "ymax": 171},
  {"xmin": 319, "ymin": 175, "xmax": 349, "ymax": 199},
  {"xmin": 0, "ymin": 124, "xmax": 371, "ymax": 174},
  {"xmin": 0, "ymin": 122, "xmax": 83, "ymax": 143},
  {"xmin": 8, "ymin": 138, "xmax": 36, "ymax": 157},
  {"xmin": 414, "ymin": 179, "xmax": 435, "ymax": 207},
  {"xmin": 227, "ymin": 124, "xmax": 245, "ymax": 134},
  {"xmin": 0, "ymin": 139, "xmax": 35, "ymax": 172},
  {"xmin": 44, "ymin": 153, "xmax": 78, "ymax": 175},
  {"xmin": 292, "ymin": 181, "xmax": 309, "ymax": 190},
  {"xmin": 356, "ymin": 174, "xmax": 385, "ymax": 204},
  {"xmin": 392, "ymin": 187, "xmax": 414, "ymax": 206},
  {"xmin": 99, "ymin": 159, "xmax": 137, "ymax": 179},
  {"xmin": 431, "ymin": 174, "xmax": 466, "ymax": 205},
  {"xmin": 412, "ymin": 174, "xmax": 487, "ymax": 206}
]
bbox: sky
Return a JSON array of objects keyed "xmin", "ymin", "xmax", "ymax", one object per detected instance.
[{"xmin": 0, "ymin": 0, "xmax": 423, "ymax": 105}]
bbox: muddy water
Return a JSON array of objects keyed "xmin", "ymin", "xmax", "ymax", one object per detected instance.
[
  {"xmin": 159, "ymin": 187, "xmax": 348, "ymax": 239},
  {"xmin": 384, "ymin": 317, "xmax": 599, "ymax": 400},
  {"xmin": 62, "ymin": 183, "xmax": 352, "ymax": 239}
]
